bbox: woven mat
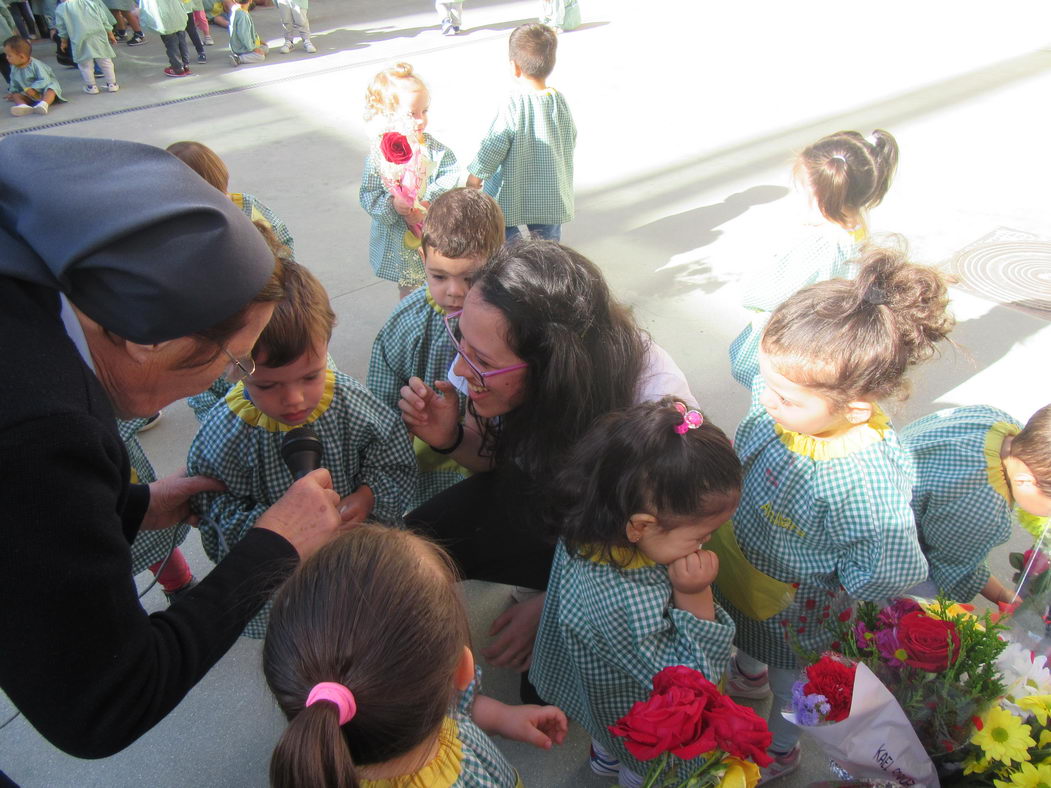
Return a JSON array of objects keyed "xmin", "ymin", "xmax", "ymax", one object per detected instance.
[{"xmin": 942, "ymin": 227, "xmax": 1051, "ymax": 320}]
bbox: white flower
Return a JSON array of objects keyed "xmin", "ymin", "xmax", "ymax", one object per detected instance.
[{"xmin": 997, "ymin": 642, "xmax": 1051, "ymax": 715}]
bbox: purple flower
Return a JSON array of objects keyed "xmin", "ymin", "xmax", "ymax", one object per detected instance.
[
  {"xmin": 876, "ymin": 598, "xmax": 922, "ymax": 629},
  {"xmin": 853, "ymin": 620, "xmax": 874, "ymax": 651},
  {"xmin": 874, "ymin": 628, "xmax": 906, "ymax": 667},
  {"xmin": 791, "ymin": 681, "xmax": 832, "ymax": 726}
]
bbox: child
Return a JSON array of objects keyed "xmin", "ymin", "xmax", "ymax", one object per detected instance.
[
  {"xmin": 360, "ymin": 62, "xmax": 459, "ymax": 296},
  {"xmin": 179, "ymin": 0, "xmax": 207, "ymax": 63},
  {"xmin": 119, "ymin": 418, "xmax": 197, "ymax": 602},
  {"xmin": 187, "ymin": 261, "xmax": 417, "ymax": 637},
  {"xmin": 54, "ymin": 0, "xmax": 118, "ymax": 93},
  {"xmin": 102, "ymin": 0, "xmax": 146, "ymax": 44},
  {"xmin": 0, "ymin": 4, "xmax": 16, "ymax": 85},
  {"xmin": 539, "ymin": 0, "xmax": 580, "ymax": 32},
  {"xmin": 264, "ymin": 524, "xmax": 568, "ymax": 787},
  {"xmin": 729, "ymin": 130, "xmax": 899, "ymax": 387},
  {"xmin": 188, "ymin": 0, "xmax": 212, "ymax": 44},
  {"xmin": 140, "ymin": 0, "xmax": 194, "ymax": 76},
  {"xmin": 715, "ymin": 245, "xmax": 953, "ymax": 781},
  {"xmin": 3, "ymin": 35, "xmax": 62, "ymax": 115},
  {"xmin": 531, "ymin": 398, "xmax": 742, "ymax": 788},
  {"xmin": 435, "ymin": 0, "xmax": 462, "ymax": 35},
  {"xmin": 900, "ymin": 403, "xmax": 1051, "ymax": 604},
  {"xmin": 367, "ymin": 187, "xmax": 504, "ymax": 508},
  {"xmin": 228, "ymin": 0, "xmax": 266, "ymax": 66},
  {"xmin": 466, "ymin": 24, "xmax": 576, "ymax": 243},
  {"xmin": 275, "ymin": 0, "xmax": 314, "ymax": 53}
]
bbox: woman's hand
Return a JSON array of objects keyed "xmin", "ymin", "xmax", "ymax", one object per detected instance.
[
  {"xmin": 482, "ymin": 593, "xmax": 545, "ymax": 672},
  {"xmin": 398, "ymin": 376, "xmax": 461, "ymax": 449},
  {"xmin": 254, "ymin": 468, "xmax": 343, "ymax": 560},
  {"xmin": 142, "ymin": 468, "xmax": 225, "ymax": 531}
]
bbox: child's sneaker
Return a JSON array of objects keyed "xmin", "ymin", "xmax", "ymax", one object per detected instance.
[
  {"xmin": 127, "ymin": 31, "xmax": 146, "ymax": 45},
  {"xmin": 113, "ymin": 27, "xmax": 126, "ymax": 41},
  {"xmin": 229, "ymin": 53, "xmax": 240, "ymax": 66},
  {"xmin": 163, "ymin": 66, "xmax": 190, "ymax": 77},
  {"xmin": 197, "ymin": 51, "xmax": 207, "ymax": 63},
  {"xmin": 279, "ymin": 39, "xmax": 293, "ymax": 53},
  {"xmin": 83, "ymin": 84, "xmax": 100, "ymax": 94},
  {"xmin": 32, "ymin": 101, "xmax": 48, "ymax": 115},
  {"xmin": 726, "ymin": 655, "xmax": 771, "ymax": 699},
  {"xmin": 105, "ymin": 82, "xmax": 119, "ymax": 92},
  {"xmin": 10, "ymin": 104, "xmax": 33, "ymax": 116},
  {"xmin": 758, "ymin": 745, "xmax": 801, "ymax": 784},
  {"xmin": 302, "ymin": 38, "xmax": 316, "ymax": 53},
  {"xmin": 203, "ymin": 34, "xmax": 214, "ymax": 45},
  {"xmin": 589, "ymin": 744, "xmax": 620, "ymax": 778}
]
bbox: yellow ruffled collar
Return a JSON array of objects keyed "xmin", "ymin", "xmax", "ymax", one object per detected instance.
[
  {"xmin": 226, "ymin": 368, "xmax": 336, "ymax": 433},
  {"xmin": 776, "ymin": 407, "xmax": 890, "ymax": 461},
  {"xmin": 984, "ymin": 421, "xmax": 1020, "ymax": 503},
  {"xmin": 580, "ymin": 544, "xmax": 656, "ymax": 570},
  {"xmin": 361, "ymin": 718, "xmax": 463, "ymax": 788},
  {"xmin": 425, "ymin": 288, "xmax": 446, "ymax": 317}
]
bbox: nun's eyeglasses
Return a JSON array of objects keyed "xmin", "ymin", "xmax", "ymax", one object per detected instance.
[{"xmin": 222, "ymin": 347, "xmax": 256, "ymax": 383}]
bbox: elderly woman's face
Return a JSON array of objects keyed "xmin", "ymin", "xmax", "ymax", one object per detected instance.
[
  {"xmin": 452, "ymin": 289, "xmax": 528, "ymax": 419},
  {"xmin": 107, "ymin": 303, "xmax": 275, "ymax": 419}
]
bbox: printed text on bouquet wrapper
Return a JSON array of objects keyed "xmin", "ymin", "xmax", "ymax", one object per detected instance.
[{"xmin": 873, "ymin": 744, "xmax": 917, "ymax": 787}]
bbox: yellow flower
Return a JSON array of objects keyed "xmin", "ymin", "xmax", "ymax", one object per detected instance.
[
  {"xmin": 993, "ymin": 760, "xmax": 1051, "ymax": 788},
  {"xmin": 973, "ymin": 707, "xmax": 1036, "ymax": 764},
  {"xmin": 964, "ymin": 754, "xmax": 993, "ymax": 774},
  {"xmin": 926, "ymin": 601, "xmax": 976, "ymax": 620},
  {"xmin": 1040, "ymin": 729, "xmax": 1051, "ymax": 748},
  {"xmin": 718, "ymin": 757, "xmax": 761, "ymax": 788},
  {"xmin": 1019, "ymin": 696, "xmax": 1051, "ymax": 726}
]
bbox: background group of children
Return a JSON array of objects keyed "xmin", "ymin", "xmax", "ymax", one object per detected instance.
[{"xmin": 46, "ymin": 18, "xmax": 1050, "ymax": 788}]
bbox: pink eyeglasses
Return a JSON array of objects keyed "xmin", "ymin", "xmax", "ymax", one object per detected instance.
[{"xmin": 443, "ymin": 310, "xmax": 528, "ymax": 383}]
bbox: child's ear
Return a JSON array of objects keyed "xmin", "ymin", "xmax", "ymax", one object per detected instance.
[
  {"xmin": 453, "ymin": 645, "xmax": 475, "ymax": 691},
  {"xmin": 509, "ymin": 60, "xmax": 522, "ymax": 78},
  {"xmin": 844, "ymin": 400, "xmax": 873, "ymax": 425},
  {"xmin": 625, "ymin": 514, "xmax": 657, "ymax": 544}
]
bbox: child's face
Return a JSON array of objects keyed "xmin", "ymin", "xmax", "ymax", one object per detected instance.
[
  {"xmin": 398, "ymin": 86, "xmax": 429, "ymax": 134},
  {"xmin": 1005, "ymin": 455, "xmax": 1051, "ymax": 517},
  {"xmin": 757, "ymin": 352, "xmax": 853, "ymax": 438},
  {"xmin": 424, "ymin": 250, "xmax": 484, "ymax": 313},
  {"xmin": 4, "ymin": 46, "xmax": 30, "ymax": 68},
  {"xmin": 245, "ymin": 342, "xmax": 329, "ymax": 426},
  {"xmin": 630, "ymin": 492, "xmax": 740, "ymax": 566}
]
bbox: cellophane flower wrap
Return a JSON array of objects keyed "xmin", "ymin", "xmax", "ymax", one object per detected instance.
[
  {"xmin": 608, "ymin": 665, "xmax": 772, "ymax": 788},
  {"xmin": 1006, "ymin": 513, "xmax": 1051, "ymax": 659},
  {"xmin": 369, "ymin": 111, "xmax": 436, "ymax": 245}
]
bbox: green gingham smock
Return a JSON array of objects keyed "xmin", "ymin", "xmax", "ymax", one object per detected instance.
[
  {"xmin": 55, "ymin": 0, "xmax": 116, "ymax": 64},
  {"xmin": 229, "ymin": 192, "xmax": 295, "ymax": 257},
  {"xmin": 728, "ymin": 223, "xmax": 864, "ymax": 387},
  {"xmin": 900, "ymin": 405, "xmax": 1022, "ymax": 602},
  {"xmin": 469, "ymin": 87, "xmax": 576, "ymax": 227},
  {"xmin": 0, "ymin": 4, "xmax": 16, "ymax": 46},
  {"xmin": 229, "ymin": 4, "xmax": 261, "ymax": 54},
  {"xmin": 531, "ymin": 542, "xmax": 735, "ymax": 777},
  {"xmin": 366, "ymin": 286, "xmax": 470, "ymax": 508},
  {"xmin": 8, "ymin": 58, "xmax": 64, "ymax": 101},
  {"xmin": 714, "ymin": 382, "xmax": 927, "ymax": 670},
  {"xmin": 186, "ymin": 368, "xmax": 417, "ymax": 638},
  {"xmin": 119, "ymin": 418, "xmax": 191, "ymax": 575},
  {"xmin": 359, "ymin": 133, "xmax": 459, "ymax": 288}
]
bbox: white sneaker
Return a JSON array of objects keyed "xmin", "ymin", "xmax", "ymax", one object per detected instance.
[
  {"xmin": 229, "ymin": 53, "xmax": 240, "ymax": 66},
  {"xmin": 725, "ymin": 654, "xmax": 772, "ymax": 700},
  {"xmin": 10, "ymin": 104, "xmax": 33, "ymax": 116},
  {"xmin": 32, "ymin": 101, "xmax": 48, "ymax": 114},
  {"xmin": 203, "ymin": 34, "xmax": 214, "ymax": 45},
  {"xmin": 84, "ymin": 84, "xmax": 100, "ymax": 94},
  {"xmin": 105, "ymin": 82, "xmax": 119, "ymax": 92},
  {"xmin": 302, "ymin": 39, "xmax": 316, "ymax": 53},
  {"xmin": 758, "ymin": 745, "xmax": 801, "ymax": 784},
  {"xmin": 279, "ymin": 40, "xmax": 293, "ymax": 53}
]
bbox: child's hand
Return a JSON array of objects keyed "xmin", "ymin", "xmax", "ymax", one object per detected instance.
[
  {"xmin": 669, "ymin": 549, "xmax": 719, "ymax": 595},
  {"xmin": 338, "ymin": 485, "xmax": 375, "ymax": 524},
  {"xmin": 466, "ymin": 174, "xmax": 483, "ymax": 190},
  {"xmin": 4, "ymin": 93, "xmax": 14, "ymax": 103},
  {"xmin": 25, "ymin": 88, "xmax": 40, "ymax": 100},
  {"xmin": 60, "ymin": 39, "xmax": 68, "ymax": 51},
  {"xmin": 499, "ymin": 704, "xmax": 568, "ymax": 750},
  {"xmin": 398, "ymin": 377, "xmax": 461, "ymax": 450},
  {"xmin": 107, "ymin": 32, "xmax": 115, "ymax": 43}
]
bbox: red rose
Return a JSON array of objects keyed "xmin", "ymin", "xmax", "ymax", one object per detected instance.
[
  {"xmin": 651, "ymin": 665, "xmax": 723, "ymax": 699},
  {"xmin": 1024, "ymin": 549, "xmax": 1050, "ymax": 576},
  {"xmin": 896, "ymin": 611, "xmax": 961, "ymax": 672},
  {"xmin": 703, "ymin": 695, "xmax": 774, "ymax": 767},
  {"xmin": 609, "ymin": 685, "xmax": 717, "ymax": 760},
  {"xmin": 379, "ymin": 131, "xmax": 413, "ymax": 164},
  {"xmin": 803, "ymin": 656, "xmax": 856, "ymax": 722}
]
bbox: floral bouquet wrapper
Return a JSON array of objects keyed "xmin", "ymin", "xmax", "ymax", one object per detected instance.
[
  {"xmin": 784, "ymin": 661, "xmax": 938, "ymax": 787},
  {"xmin": 1007, "ymin": 514, "xmax": 1051, "ymax": 658},
  {"xmin": 369, "ymin": 113, "xmax": 436, "ymax": 244}
]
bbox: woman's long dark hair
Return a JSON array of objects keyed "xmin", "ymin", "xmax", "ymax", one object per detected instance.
[{"xmin": 472, "ymin": 241, "xmax": 648, "ymax": 483}]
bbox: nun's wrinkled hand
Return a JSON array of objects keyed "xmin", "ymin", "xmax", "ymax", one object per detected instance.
[
  {"xmin": 255, "ymin": 468, "xmax": 343, "ymax": 560},
  {"xmin": 142, "ymin": 469, "xmax": 225, "ymax": 531}
]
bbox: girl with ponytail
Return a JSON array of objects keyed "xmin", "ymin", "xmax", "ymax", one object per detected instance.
[
  {"xmin": 263, "ymin": 524, "xmax": 567, "ymax": 788},
  {"xmin": 710, "ymin": 245, "xmax": 952, "ymax": 780},
  {"xmin": 729, "ymin": 128, "xmax": 899, "ymax": 387}
]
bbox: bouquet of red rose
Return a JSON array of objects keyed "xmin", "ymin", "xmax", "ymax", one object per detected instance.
[
  {"xmin": 370, "ymin": 112, "xmax": 436, "ymax": 248},
  {"xmin": 608, "ymin": 665, "xmax": 773, "ymax": 788}
]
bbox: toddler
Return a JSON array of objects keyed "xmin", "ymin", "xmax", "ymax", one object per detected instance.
[
  {"xmin": 531, "ymin": 398, "xmax": 742, "ymax": 788},
  {"xmin": 715, "ymin": 245, "xmax": 953, "ymax": 780},
  {"xmin": 265, "ymin": 524, "xmax": 567, "ymax": 786},
  {"xmin": 275, "ymin": 0, "xmax": 314, "ymax": 53},
  {"xmin": 901, "ymin": 403, "xmax": 1051, "ymax": 604},
  {"xmin": 102, "ymin": 0, "xmax": 146, "ymax": 45},
  {"xmin": 466, "ymin": 24, "xmax": 576, "ymax": 242},
  {"xmin": 367, "ymin": 187, "xmax": 504, "ymax": 508},
  {"xmin": 140, "ymin": 0, "xmax": 195, "ymax": 76},
  {"xmin": 360, "ymin": 62, "xmax": 459, "ymax": 295},
  {"xmin": 188, "ymin": 0, "xmax": 213, "ymax": 44},
  {"xmin": 119, "ymin": 418, "xmax": 197, "ymax": 602},
  {"xmin": 729, "ymin": 129, "xmax": 899, "ymax": 387},
  {"xmin": 187, "ymin": 261, "xmax": 417, "ymax": 637},
  {"xmin": 3, "ymin": 36, "xmax": 62, "ymax": 115},
  {"xmin": 55, "ymin": 0, "xmax": 118, "ymax": 92},
  {"xmin": 228, "ymin": 0, "xmax": 266, "ymax": 66},
  {"xmin": 539, "ymin": 0, "xmax": 580, "ymax": 32}
]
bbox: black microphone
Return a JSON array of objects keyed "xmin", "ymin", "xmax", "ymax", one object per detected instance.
[{"xmin": 281, "ymin": 426, "xmax": 323, "ymax": 480}]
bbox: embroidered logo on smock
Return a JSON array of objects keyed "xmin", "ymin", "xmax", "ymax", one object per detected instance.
[{"xmin": 760, "ymin": 503, "xmax": 805, "ymax": 537}]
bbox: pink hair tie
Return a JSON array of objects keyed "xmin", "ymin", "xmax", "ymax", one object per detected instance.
[
  {"xmin": 673, "ymin": 401, "xmax": 704, "ymax": 435},
  {"xmin": 306, "ymin": 682, "xmax": 358, "ymax": 725}
]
